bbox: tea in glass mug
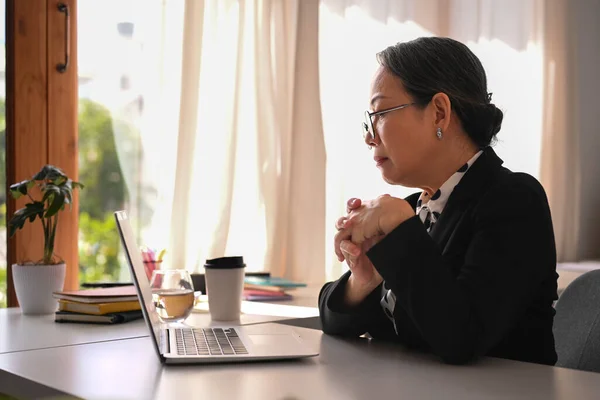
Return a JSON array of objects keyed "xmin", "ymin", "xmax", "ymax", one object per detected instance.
[{"xmin": 150, "ymin": 269, "xmax": 195, "ymax": 322}]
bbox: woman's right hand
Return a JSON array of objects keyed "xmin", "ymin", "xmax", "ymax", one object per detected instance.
[
  {"xmin": 335, "ymin": 198, "xmax": 384, "ymax": 306},
  {"xmin": 337, "ymin": 236, "xmax": 383, "ymax": 286}
]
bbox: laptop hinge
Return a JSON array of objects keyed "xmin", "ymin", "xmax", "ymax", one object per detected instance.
[{"xmin": 160, "ymin": 329, "xmax": 170, "ymax": 355}]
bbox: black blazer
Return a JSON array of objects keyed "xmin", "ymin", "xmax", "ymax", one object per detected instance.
[{"xmin": 319, "ymin": 147, "xmax": 558, "ymax": 365}]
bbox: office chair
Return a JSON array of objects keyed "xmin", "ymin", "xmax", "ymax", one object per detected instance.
[{"xmin": 553, "ymin": 269, "xmax": 600, "ymax": 373}]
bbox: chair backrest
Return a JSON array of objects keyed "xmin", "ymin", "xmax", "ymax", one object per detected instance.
[{"xmin": 553, "ymin": 269, "xmax": 600, "ymax": 372}]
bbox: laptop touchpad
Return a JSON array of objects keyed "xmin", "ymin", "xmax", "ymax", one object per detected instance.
[{"xmin": 248, "ymin": 334, "xmax": 299, "ymax": 347}]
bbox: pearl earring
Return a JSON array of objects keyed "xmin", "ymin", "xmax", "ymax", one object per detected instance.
[{"xmin": 436, "ymin": 127, "xmax": 443, "ymax": 140}]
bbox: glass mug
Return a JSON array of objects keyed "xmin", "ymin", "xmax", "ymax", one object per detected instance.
[{"xmin": 149, "ymin": 269, "xmax": 195, "ymax": 323}]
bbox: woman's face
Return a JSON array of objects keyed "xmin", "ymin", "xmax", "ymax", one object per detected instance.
[{"xmin": 367, "ymin": 66, "xmax": 439, "ymax": 187}]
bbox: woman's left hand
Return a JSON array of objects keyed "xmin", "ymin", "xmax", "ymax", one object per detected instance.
[{"xmin": 343, "ymin": 194, "xmax": 415, "ymax": 245}]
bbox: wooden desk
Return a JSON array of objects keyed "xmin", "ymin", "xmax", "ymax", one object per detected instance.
[
  {"xmin": 0, "ymin": 286, "xmax": 320, "ymax": 355},
  {"xmin": 6, "ymin": 285, "xmax": 598, "ymax": 400},
  {"xmin": 2, "ymin": 327, "xmax": 600, "ymax": 399},
  {"xmin": 0, "ymin": 308, "xmax": 147, "ymax": 354}
]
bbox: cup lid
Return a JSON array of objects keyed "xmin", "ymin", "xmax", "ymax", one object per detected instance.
[{"xmin": 204, "ymin": 256, "xmax": 246, "ymax": 269}]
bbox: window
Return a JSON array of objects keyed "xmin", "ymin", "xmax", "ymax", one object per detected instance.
[{"xmin": 77, "ymin": 0, "xmax": 184, "ymax": 283}]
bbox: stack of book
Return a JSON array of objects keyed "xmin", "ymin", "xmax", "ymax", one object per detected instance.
[
  {"xmin": 243, "ymin": 275, "xmax": 306, "ymax": 301},
  {"xmin": 52, "ymin": 286, "xmax": 143, "ymax": 324}
]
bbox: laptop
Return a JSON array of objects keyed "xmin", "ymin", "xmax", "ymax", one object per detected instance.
[{"xmin": 114, "ymin": 210, "xmax": 319, "ymax": 365}]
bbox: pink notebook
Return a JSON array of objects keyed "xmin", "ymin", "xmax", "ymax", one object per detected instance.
[
  {"xmin": 243, "ymin": 289, "xmax": 292, "ymax": 302},
  {"xmin": 53, "ymin": 286, "xmax": 138, "ymax": 304}
]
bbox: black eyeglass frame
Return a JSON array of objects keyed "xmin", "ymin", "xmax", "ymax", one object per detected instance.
[{"xmin": 363, "ymin": 102, "xmax": 417, "ymax": 141}]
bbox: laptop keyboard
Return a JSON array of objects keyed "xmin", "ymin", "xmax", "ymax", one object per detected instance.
[{"xmin": 175, "ymin": 328, "xmax": 248, "ymax": 356}]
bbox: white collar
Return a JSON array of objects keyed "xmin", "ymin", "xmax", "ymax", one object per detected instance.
[{"xmin": 416, "ymin": 150, "xmax": 483, "ymax": 220}]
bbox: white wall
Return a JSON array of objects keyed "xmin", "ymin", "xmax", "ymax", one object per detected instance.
[{"xmin": 573, "ymin": 0, "xmax": 600, "ymax": 260}]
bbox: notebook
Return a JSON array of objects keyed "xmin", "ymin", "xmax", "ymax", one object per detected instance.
[
  {"xmin": 243, "ymin": 283, "xmax": 289, "ymax": 293},
  {"xmin": 53, "ymin": 286, "xmax": 138, "ymax": 304},
  {"xmin": 243, "ymin": 289, "xmax": 292, "ymax": 302},
  {"xmin": 244, "ymin": 276, "xmax": 307, "ymax": 288},
  {"xmin": 58, "ymin": 299, "xmax": 141, "ymax": 315},
  {"xmin": 55, "ymin": 310, "xmax": 143, "ymax": 324}
]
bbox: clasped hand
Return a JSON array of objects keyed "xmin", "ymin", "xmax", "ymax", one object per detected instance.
[{"xmin": 334, "ymin": 195, "xmax": 413, "ymax": 286}]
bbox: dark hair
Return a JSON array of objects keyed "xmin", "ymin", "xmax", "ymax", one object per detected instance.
[{"xmin": 376, "ymin": 37, "xmax": 503, "ymax": 148}]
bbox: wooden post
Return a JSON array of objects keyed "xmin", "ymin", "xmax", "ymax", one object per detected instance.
[
  {"xmin": 6, "ymin": 0, "xmax": 49, "ymax": 307},
  {"xmin": 6, "ymin": 0, "xmax": 80, "ymax": 306},
  {"xmin": 47, "ymin": 0, "xmax": 79, "ymax": 292}
]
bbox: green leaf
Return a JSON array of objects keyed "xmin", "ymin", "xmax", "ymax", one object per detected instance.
[
  {"xmin": 26, "ymin": 202, "xmax": 45, "ymax": 220},
  {"xmin": 32, "ymin": 165, "xmax": 65, "ymax": 181},
  {"xmin": 32, "ymin": 165, "xmax": 53, "ymax": 180},
  {"xmin": 9, "ymin": 180, "xmax": 30, "ymax": 199},
  {"xmin": 8, "ymin": 202, "xmax": 45, "ymax": 237},
  {"xmin": 45, "ymin": 191, "xmax": 65, "ymax": 218},
  {"xmin": 64, "ymin": 188, "xmax": 73, "ymax": 204},
  {"xmin": 8, "ymin": 218, "xmax": 24, "ymax": 237},
  {"xmin": 47, "ymin": 170, "xmax": 67, "ymax": 182},
  {"xmin": 42, "ymin": 184, "xmax": 61, "ymax": 203},
  {"xmin": 9, "ymin": 189, "xmax": 23, "ymax": 200},
  {"xmin": 59, "ymin": 180, "xmax": 81, "ymax": 207},
  {"xmin": 72, "ymin": 181, "xmax": 85, "ymax": 190}
]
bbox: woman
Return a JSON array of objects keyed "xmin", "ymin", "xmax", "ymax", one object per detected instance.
[{"xmin": 319, "ymin": 37, "xmax": 558, "ymax": 366}]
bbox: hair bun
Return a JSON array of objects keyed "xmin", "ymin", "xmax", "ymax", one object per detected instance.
[
  {"xmin": 486, "ymin": 103, "xmax": 503, "ymax": 140},
  {"xmin": 460, "ymin": 102, "xmax": 503, "ymax": 147}
]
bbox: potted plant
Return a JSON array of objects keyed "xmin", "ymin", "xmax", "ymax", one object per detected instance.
[{"xmin": 8, "ymin": 165, "xmax": 83, "ymax": 315}]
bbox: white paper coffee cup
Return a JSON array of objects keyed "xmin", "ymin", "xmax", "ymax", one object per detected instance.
[{"xmin": 204, "ymin": 256, "xmax": 246, "ymax": 321}]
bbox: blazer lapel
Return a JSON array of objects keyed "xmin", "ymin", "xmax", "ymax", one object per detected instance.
[
  {"xmin": 405, "ymin": 192, "xmax": 421, "ymax": 211},
  {"xmin": 429, "ymin": 146, "xmax": 506, "ymax": 248}
]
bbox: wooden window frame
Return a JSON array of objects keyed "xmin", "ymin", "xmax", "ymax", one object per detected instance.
[{"xmin": 6, "ymin": 0, "xmax": 79, "ymax": 307}]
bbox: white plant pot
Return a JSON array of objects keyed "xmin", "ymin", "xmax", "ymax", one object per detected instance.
[{"xmin": 12, "ymin": 263, "xmax": 66, "ymax": 315}]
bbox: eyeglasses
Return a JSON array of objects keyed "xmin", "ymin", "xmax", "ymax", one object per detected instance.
[{"xmin": 363, "ymin": 102, "xmax": 416, "ymax": 142}]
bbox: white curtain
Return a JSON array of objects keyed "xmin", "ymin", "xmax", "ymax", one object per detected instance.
[
  {"xmin": 100, "ymin": 0, "xmax": 299, "ymax": 277},
  {"xmin": 539, "ymin": 0, "xmax": 580, "ymax": 262},
  {"xmin": 168, "ymin": 0, "xmax": 299, "ymax": 276},
  {"xmin": 319, "ymin": 0, "xmax": 545, "ymax": 280}
]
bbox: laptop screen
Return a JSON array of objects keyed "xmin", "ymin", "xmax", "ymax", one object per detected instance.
[{"xmin": 114, "ymin": 210, "xmax": 163, "ymax": 358}]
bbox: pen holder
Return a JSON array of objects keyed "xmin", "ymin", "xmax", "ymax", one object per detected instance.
[{"xmin": 143, "ymin": 260, "xmax": 163, "ymax": 281}]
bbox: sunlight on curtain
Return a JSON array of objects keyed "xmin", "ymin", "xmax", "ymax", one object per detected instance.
[
  {"xmin": 179, "ymin": 0, "xmax": 249, "ymax": 271},
  {"xmin": 131, "ymin": 0, "xmax": 186, "ymax": 249},
  {"xmin": 319, "ymin": 0, "xmax": 544, "ymax": 280},
  {"xmin": 465, "ymin": 39, "xmax": 543, "ymax": 179},
  {"xmin": 109, "ymin": 1, "xmax": 185, "ymax": 280},
  {"xmin": 171, "ymin": 0, "xmax": 298, "ymax": 275},
  {"xmin": 449, "ymin": 0, "xmax": 544, "ymax": 180}
]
